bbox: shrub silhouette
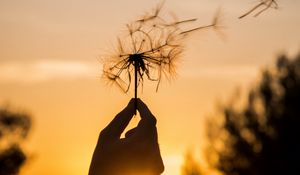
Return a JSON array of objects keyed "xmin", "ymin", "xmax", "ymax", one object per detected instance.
[
  {"xmin": 206, "ymin": 52, "xmax": 300, "ymax": 175},
  {"xmin": 181, "ymin": 151, "xmax": 203, "ymax": 175},
  {"xmin": 0, "ymin": 107, "xmax": 31, "ymax": 175},
  {"xmin": 182, "ymin": 52, "xmax": 300, "ymax": 175}
]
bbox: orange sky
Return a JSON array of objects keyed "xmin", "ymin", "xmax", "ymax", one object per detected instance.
[{"xmin": 1, "ymin": 0, "xmax": 300, "ymax": 175}]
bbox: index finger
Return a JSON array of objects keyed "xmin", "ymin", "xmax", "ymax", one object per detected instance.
[{"xmin": 101, "ymin": 99, "xmax": 135, "ymax": 140}]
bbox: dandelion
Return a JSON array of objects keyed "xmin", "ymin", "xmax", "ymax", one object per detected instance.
[
  {"xmin": 239, "ymin": 0, "xmax": 278, "ymax": 19},
  {"xmin": 102, "ymin": 2, "xmax": 220, "ymax": 113}
]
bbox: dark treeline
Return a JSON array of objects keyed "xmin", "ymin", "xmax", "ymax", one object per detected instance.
[{"xmin": 183, "ymin": 52, "xmax": 300, "ymax": 175}]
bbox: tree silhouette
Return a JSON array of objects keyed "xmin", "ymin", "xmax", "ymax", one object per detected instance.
[
  {"xmin": 204, "ymin": 52, "xmax": 300, "ymax": 175},
  {"xmin": 0, "ymin": 107, "xmax": 31, "ymax": 175},
  {"xmin": 181, "ymin": 151, "xmax": 203, "ymax": 175}
]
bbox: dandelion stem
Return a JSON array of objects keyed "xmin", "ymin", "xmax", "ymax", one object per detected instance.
[{"xmin": 134, "ymin": 61, "xmax": 138, "ymax": 115}]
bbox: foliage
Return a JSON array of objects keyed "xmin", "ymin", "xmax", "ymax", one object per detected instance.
[
  {"xmin": 207, "ymin": 52, "xmax": 300, "ymax": 175},
  {"xmin": 0, "ymin": 107, "xmax": 32, "ymax": 175},
  {"xmin": 181, "ymin": 151, "xmax": 203, "ymax": 175}
]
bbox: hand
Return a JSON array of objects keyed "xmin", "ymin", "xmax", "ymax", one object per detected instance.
[{"xmin": 89, "ymin": 98, "xmax": 164, "ymax": 175}]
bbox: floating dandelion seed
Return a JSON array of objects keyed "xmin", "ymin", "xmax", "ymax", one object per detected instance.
[
  {"xmin": 102, "ymin": 2, "xmax": 220, "ymax": 113},
  {"xmin": 239, "ymin": 0, "xmax": 278, "ymax": 19}
]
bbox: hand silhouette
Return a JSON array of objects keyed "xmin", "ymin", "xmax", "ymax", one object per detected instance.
[{"xmin": 89, "ymin": 98, "xmax": 164, "ymax": 175}]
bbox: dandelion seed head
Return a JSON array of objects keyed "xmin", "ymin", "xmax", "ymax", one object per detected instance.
[{"xmin": 102, "ymin": 2, "xmax": 220, "ymax": 94}]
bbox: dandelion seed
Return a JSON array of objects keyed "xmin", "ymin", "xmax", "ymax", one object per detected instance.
[
  {"xmin": 102, "ymin": 3, "xmax": 220, "ymax": 114},
  {"xmin": 239, "ymin": 0, "xmax": 278, "ymax": 19}
]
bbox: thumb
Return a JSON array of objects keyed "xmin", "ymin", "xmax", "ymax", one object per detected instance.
[{"xmin": 125, "ymin": 127, "xmax": 137, "ymax": 138}]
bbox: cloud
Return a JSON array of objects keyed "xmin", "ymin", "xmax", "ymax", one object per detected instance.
[
  {"xmin": 0, "ymin": 60, "xmax": 99, "ymax": 84},
  {"xmin": 0, "ymin": 59, "xmax": 259, "ymax": 85},
  {"xmin": 182, "ymin": 64, "xmax": 259, "ymax": 79}
]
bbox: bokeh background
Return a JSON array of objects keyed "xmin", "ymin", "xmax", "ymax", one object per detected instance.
[{"xmin": 0, "ymin": 0, "xmax": 300, "ymax": 174}]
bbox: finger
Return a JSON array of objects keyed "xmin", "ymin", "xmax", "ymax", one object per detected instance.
[
  {"xmin": 137, "ymin": 98, "xmax": 156, "ymax": 125},
  {"xmin": 101, "ymin": 99, "xmax": 135, "ymax": 140},
  {"xmin": 125, "ymin": 127, "xmax": 137, "ymax": 138},
  {"xmin": 134, "ymin": 99, "xmax": 158, "ymax": 140}
]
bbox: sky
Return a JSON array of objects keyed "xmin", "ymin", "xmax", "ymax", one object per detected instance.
[{"xmin": 0, "ymin": 0, "xmax": 300, "ymax": 175}]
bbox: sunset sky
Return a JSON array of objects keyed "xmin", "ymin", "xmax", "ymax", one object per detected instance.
[{"xmin": 0, "ymin": 0, "xmax": 300, "ymax": 175}]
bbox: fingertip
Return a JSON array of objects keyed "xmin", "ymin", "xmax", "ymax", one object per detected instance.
[
  {"xmin": 136, "ymin": 99, "xmax": 156, "ymax": 120},
  {"xmin": 136, "ymin": 98, "xmax": 146, "ymax": 108},
  {"xmin": 120, "ymin": 99, "xmax": 135, "ymax": 116},
  {"xmin": 130, "ymin": 98, "xmax": 135, "ymax": 103},
  {"xmin": 127, "ymin": 98, "xmax": 135, "ymax": 107}
]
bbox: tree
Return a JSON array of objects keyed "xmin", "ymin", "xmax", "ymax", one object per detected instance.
[
  {"xmin": 181, "ymin": 151, "xmax": 203, "ymax": 175},
  {"xmin": 206, "ymin": 52, "xmax": 300, "ymax": 175},
  {"xmin": 0, "ymin": 107, "xmax": 32, "ymax": 175}
]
